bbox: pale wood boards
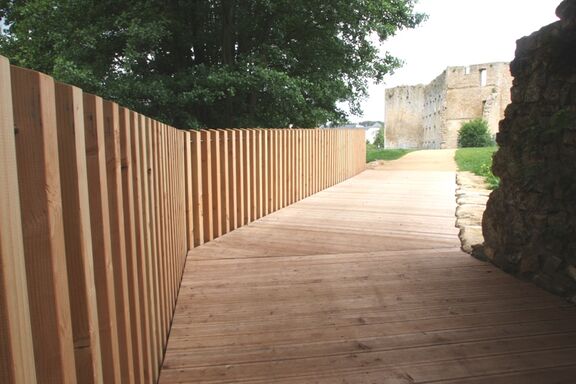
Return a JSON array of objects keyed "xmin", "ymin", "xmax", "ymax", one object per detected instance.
[
  {"xmin": 200, "ymin": 130, "xmax": 214, "ymax": 242},
  {"xmin": 184, "ymin": 132, "xmax": 195, "ymax": 253},
  {"xmin": 0, "ymin": 57, "xmax": 37, "ymax": 384},
  {"xmin": 1, "ymin": 53, "xmax": 368, "ymax": 383},
  {"xmin": 103, "ymin": 101, "xmax": 136, "ymax": 384},
  {"xmin": 179, "ymin": 128, "xmax": 365, "ymax": 246},
  {"xmin": 11, "ymin": 65, "xmax": 77, "ymax": 384},
  {"xmin": 129, "ymin": 114, "xmax": 155, "ymax": 383},
  {"xmin": 119, "ymin": 108, "xmax": 145, "ymax": 384},
  {"xmin": 190, "ymin": 131, "xmax": 204, "ymax": 246},
  {"xmin": 55, "ymin": 82, "xmax": 103, "ymax": 384},
  {"xmin": 4, "ymin": 61, "xmax": 194, "ymax": 383},
  {"xmin": 84, "ymin": 93, "xmax": 123, "ymax": 384},
  {"xmin": 160, "ymin": 158, "xmax": 576, "ymax": 383}
]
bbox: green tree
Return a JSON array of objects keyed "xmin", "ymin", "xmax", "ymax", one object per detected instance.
[
  {"xmin": 458, "ymin": 119, "xmax": 494, "ymax": 148},
  {"xmin": 0, "ymin": 0, "xmax": 424, "ymax": 129},
  {"xmin": 373, "ymin": 127, "xmax": 385, "ymax": 148}
]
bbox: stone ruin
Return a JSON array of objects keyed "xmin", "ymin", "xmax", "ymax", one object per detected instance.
[{"xmin": 482, "ymin": 0, "xmax": 576, "ymax": 301}]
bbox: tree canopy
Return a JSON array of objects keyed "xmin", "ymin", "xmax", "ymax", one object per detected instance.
[{"xmin": 0, "ymin": 0, "xmax": 424, "ymax": 129}]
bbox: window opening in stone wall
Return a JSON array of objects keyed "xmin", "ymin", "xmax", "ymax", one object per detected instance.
[
  {"xmin": 480, "ymin": 69, "xmax": 487, "ymax": 86},
  {"xmin": 465, "ymin": 66, "xmax": 471, "ymax": 75}
]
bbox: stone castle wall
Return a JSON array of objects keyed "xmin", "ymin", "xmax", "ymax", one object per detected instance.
[
  {"xmin": 482, "ymin": 0, "xmax": 576, "ymax": 301},
  {"xmin": 384, "ymin": 85, "xmax": 425, "ymax": 148},
  {"xmin": 422, "ymin": 72, "xmax": 447, "ymax": 148},
  {"xmin": 385, "ymin": 63, "xmax": 512, "ymax": 148}
]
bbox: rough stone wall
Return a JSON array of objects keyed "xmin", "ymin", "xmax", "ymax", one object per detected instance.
[
  {"xmin": 483, "ymin": 0, "xmax": 576, "ymax": 301},
  {"xmin": 385, "ymin": 63, "xmax": 512, "ymax": 149},
  {"xmin": 422, "ymin": 72, "xmax": 447, "ymax": 149},
  {"xmin": 445, "ymin": 63, "xmax": 512, "ymax": 148},
  {"xmin": 384, "ymin": 85, "xmax": 425, "ymax": 148}
]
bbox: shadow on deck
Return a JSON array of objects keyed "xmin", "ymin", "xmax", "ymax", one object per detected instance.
[{"xmin": 160, "ymin": 152, "xmax": 576, "ymax": 383}]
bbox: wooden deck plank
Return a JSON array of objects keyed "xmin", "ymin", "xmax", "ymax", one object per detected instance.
[{"xmin": 160, "ymin": 150, "xmax": 576, "ymax": 384}]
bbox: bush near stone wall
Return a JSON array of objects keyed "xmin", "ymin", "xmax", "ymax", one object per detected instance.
[
  {"xmin": 482, "ymin": 0, "xmax": 576, "ymax": 301},
  {"xmin": 458, "ymin": 119, "xmax": 494, "ymax": 148}
]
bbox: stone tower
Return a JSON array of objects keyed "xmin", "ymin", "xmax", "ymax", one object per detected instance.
[{"xmin": 385, "ymin": 62, "xmax": 513, "ymax": 149}]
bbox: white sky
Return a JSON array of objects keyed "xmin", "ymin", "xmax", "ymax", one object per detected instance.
[{"xmin": 350, "ymin": 0, "xmax": 562, "ymax": 122}]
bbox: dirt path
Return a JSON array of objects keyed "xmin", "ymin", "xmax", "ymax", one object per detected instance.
[{"xmin": 368, "ymin": 149, "xmax": 457, "ymax": 172}]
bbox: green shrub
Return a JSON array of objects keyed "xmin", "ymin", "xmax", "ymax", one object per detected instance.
[
  {"xmin": 458, "ymin": 119, "xmax": 494, "ymax": 148},
  {"xmin": 373, "ymin": 127, "xmax": 385, "ymax": 148}
]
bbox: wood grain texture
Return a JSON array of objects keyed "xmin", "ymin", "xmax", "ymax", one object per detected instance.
[
  {"xmin": 0, "ymin": 57, "xmax": 37, "ymax": 384},
  {"xmin": 119, "ymin": 108, "xmax": 145, "ymax": 384},
  {"xmin": 200, "ymin": 130, "xmax": 214, "ymax": 241},
  {"xmin": 103, "ymin": 101, "xmax": 135, "ymax": 384},
  {"xmin": 11, "ymin": 65, "xmax": 77, "ymax": 384},
  {"xmin": 84, "ymin": 93, "xmax": 122, "ymax": 384},
  {"xmin": 190, "ymin": 131, "xmax": 204, "ymax": 246},
  {"xmin": 129, "ymin": 113, "xmax": 154, "ymax": 383},
  {"xmin": 55, "ymin": 82, "xmax": 103, "ymax": 384},
  {"xmin": 160, "ymin": 150, "xmax": 576, "ymax": 384}
]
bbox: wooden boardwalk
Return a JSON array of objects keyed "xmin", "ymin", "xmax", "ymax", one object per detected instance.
[{"xmin": 160, "ymin": 150, "xmax": 576, "ymax": 383}]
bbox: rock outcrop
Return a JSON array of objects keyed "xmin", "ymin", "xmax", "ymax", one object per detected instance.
[{"xmin": 482, "ymin": 0, "xmax": 576, "ymax": 301}]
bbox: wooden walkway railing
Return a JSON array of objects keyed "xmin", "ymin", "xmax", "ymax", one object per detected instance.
[{"xmin": 0, "ymin": 55, "xmax": 366, "ymax": 384}]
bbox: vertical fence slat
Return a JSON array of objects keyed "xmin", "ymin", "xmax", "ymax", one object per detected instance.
[
  {"xmin": 139, "ymin": 116, "xmax": 160, "ymax": 380},
  {"xmin": 286, "ymin": 130, "xmax": 292, "ymax": 205},
  {"xmin": 103, "ymin": 101, "xmax": 135, "ymax": 384},
  {"xmin": 234, "ymin": 129, "xmax": 245, "ymax": 227},
  {"xmin": 84, "ymin": 93, "xmax": 122, "ymax": 384},
  {"xmin": 268, "ymin": 130, "xmax": 276, "ymax": 213},
  {"xmin": 157, "ymin": 124, "xmax": 169, "ymax": 340},
  {"xmin": 55, "ymin": 82, "xmax": 103, "ymax": 384},
  {"xmin": 149, "ymin": 120, "xmax": 167, "ymax": 348},
  {"xmin": 210, "ymin": 130, "xmax": 222, "ymax": 238},
  {"xmin": 119, "ymin": 108, "xmax": 145, "ymax": 384},
  {"xmin": 227, "ymin": 130, "xmax": 237, "ymax": 231},
  {"xmin": 304, "ymin": 129, "xmax": 309, "ymax": 197},
  {"xmin": 277, "ymin": 130, "xmax": 283, "ymax": 210},
  {"xmin": 245, "ymin": 130, "xmax": 254, "ymax": 223},
  {"xmin": 12, "ymin": 65, "xmax": 77, "ymax": 384},
  {"xmin": 190, "ymin": 131, "xmax": 204, "ymax": 246},
  {"xmin": 262, "ymin": 129, "xmax": 269, "ymax": 216},
  {"xmin": 129, "ymin": 114, "xmax": 154, "ymax": 383},
  {"xmin": 184, "ymin": 132, "xmax": 194, "ymax": 250},
  {"xmin": 257, "ymin": 129, "xmax": 264, "ymax": 219},
  {"xmin": 220, "ymin": 130, "xmax": 230, "ymax": 235},
  {"xmin": 200, "ymin": 130, "xmax": 214, "ymax": 241},
  {"xmin": 0, "ymin": 57, "xmax": 37, "ymax": 384},
  {"xmin": 143, "ymin": 118, "xmax": 162, "ymax": 373},
  {"xmin": 250, "ymin": 129, "xmax": 259, "ymax": 220}
]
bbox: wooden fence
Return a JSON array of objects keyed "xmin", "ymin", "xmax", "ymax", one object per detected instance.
[{"xmin": 0, "ymin": 56, "xmax": 366, "ymax": 384}]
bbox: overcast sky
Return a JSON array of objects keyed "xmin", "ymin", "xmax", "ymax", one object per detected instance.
[{"xmin": 351, "ymin": 0, "xmax": 562, "ymax": 122}]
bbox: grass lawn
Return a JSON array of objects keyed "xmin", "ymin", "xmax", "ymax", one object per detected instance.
[
  {"xmin": 454, "ymin": 147, "xmax": 499, "ymax": 189},
  {"xmin": 366, "ymin": 144, "xmax": 412, "ymax": 163}
]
